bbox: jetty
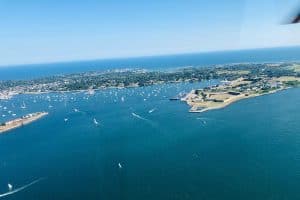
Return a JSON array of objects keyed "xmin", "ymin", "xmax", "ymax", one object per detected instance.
[{"xmin": 0, "ymin": 112, "xmax": 48, "ymax": 134}]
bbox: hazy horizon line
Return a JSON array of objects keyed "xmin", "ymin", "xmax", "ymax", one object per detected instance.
[{"xmin": 1, "ymin": 45, "xmax": 300, "ymax": 68}]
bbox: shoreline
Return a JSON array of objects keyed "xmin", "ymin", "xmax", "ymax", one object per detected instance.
[
  {"xmin": 184, "ymin": 87, "xmax": 288, "ymax": 113},
  {"xmin": 1, "ymin": 61, "xmax": 300, "ymax": 101},
  {"xmin": 0, "ymin": 112, "xmax": 48, "ymax": 134},
  {"xmin": 0, "ymin": 79, "xmax": 200, "ymax": 100}
]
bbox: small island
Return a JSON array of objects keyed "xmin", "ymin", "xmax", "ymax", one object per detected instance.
[{"xmin": 0, "ymin": 112, "xmax": 48, "ymax": 134}]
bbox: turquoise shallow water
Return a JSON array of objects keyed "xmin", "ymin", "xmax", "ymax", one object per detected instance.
[{"xmin": 0, "ymin": 81, "xmax": 299, "ymax": 199}]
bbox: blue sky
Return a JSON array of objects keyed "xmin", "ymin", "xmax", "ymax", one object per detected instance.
[{"xmin": 0, "ymin": 0, "xmax": 299, "ymax": 66}]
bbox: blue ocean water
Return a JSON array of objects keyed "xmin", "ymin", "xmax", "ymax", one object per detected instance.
[
  {"xmin": 0, "ymin": 47, "xmax": 300, "ymax": 199},
  {"xmin": 0, "ymin": 81, "xmax": 299, "ymax": 200},
  {"xmin": 1, "ymin": 46, "xmax": 300, "ymax": 80}
]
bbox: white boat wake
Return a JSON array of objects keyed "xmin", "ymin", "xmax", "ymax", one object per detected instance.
[
  {"xmin": 148, "ymin": 108, "xmax": 156, "ymax": 113},
  {"xmin": 197, "ymin": 117, "xmax": 208, "ymax": 124},
  {"xmin": 131, "ymin": 112, "xmax": 149, "ymax": 121},
  {"xmin": 0, "ymin": 178, "xmax": 44, "ymax": 198},
  {"xmin": 131, "ymin": 112, "xmax": 160, "ymax": 129}
]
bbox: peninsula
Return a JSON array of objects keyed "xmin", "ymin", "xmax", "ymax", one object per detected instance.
[
  {"xmin": 182, "ymin": 75, "xmax": 300, "ymax": 113},
  {"xmin": 0, "ymin": 112, "xmax": 48, "ymax": 134}
]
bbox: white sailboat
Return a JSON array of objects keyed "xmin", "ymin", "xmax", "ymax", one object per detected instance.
[
  {"xmin": 118, "ymin": 163, "xmax": 123, "ymax": 169},
  {"xmin": 87, "ymin": 89, "xmax": 95, "ymax": 95},
  {"xmin": 93, "ymin": 118, "xmax": 99, "ymax": 125},
  {"xmin": 8, "ymin": 183, "xmax": 13, "ymax": 191},
  {"xmin": 20, "ymin": 102, "xmax": 26, "ymax": 109}
]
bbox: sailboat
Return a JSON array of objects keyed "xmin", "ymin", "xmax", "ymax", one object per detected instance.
[
  {"xmin": 93, "ymin": 118, "xmax": 99, "ymax": 125},
  {"xmin": 87, "ymin": 89, "xmax": 95, "ymax": 95},
  {"xmin": 20, "ymin": 102, "xmax": 26, "ymax": 109},
  {"xmin": 118, "ymin": 163, "xmax": 123, "ymax": 169},
  {"xmin": 8, "ymin": 183, "xmax": 13, "ymax": 191}
]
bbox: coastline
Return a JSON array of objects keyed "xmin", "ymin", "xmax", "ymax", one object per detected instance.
[
  {"xmin": 184, "ymin": 87, "xmax": 288, "ymax": 113},
  {"xmin": 0, "ymin": 112, "xmax": 48, "ymax": 134},
  {"xmin": 0, "ymin": 80, "xmax": 186, "ymax": 100},
  {"xmin": 0, "ymin": 84, "xmax": 142, "ymax": 100},
  {"xmin": 1, "ymin": 61, "xmax": 300, "ymax": 101}
]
